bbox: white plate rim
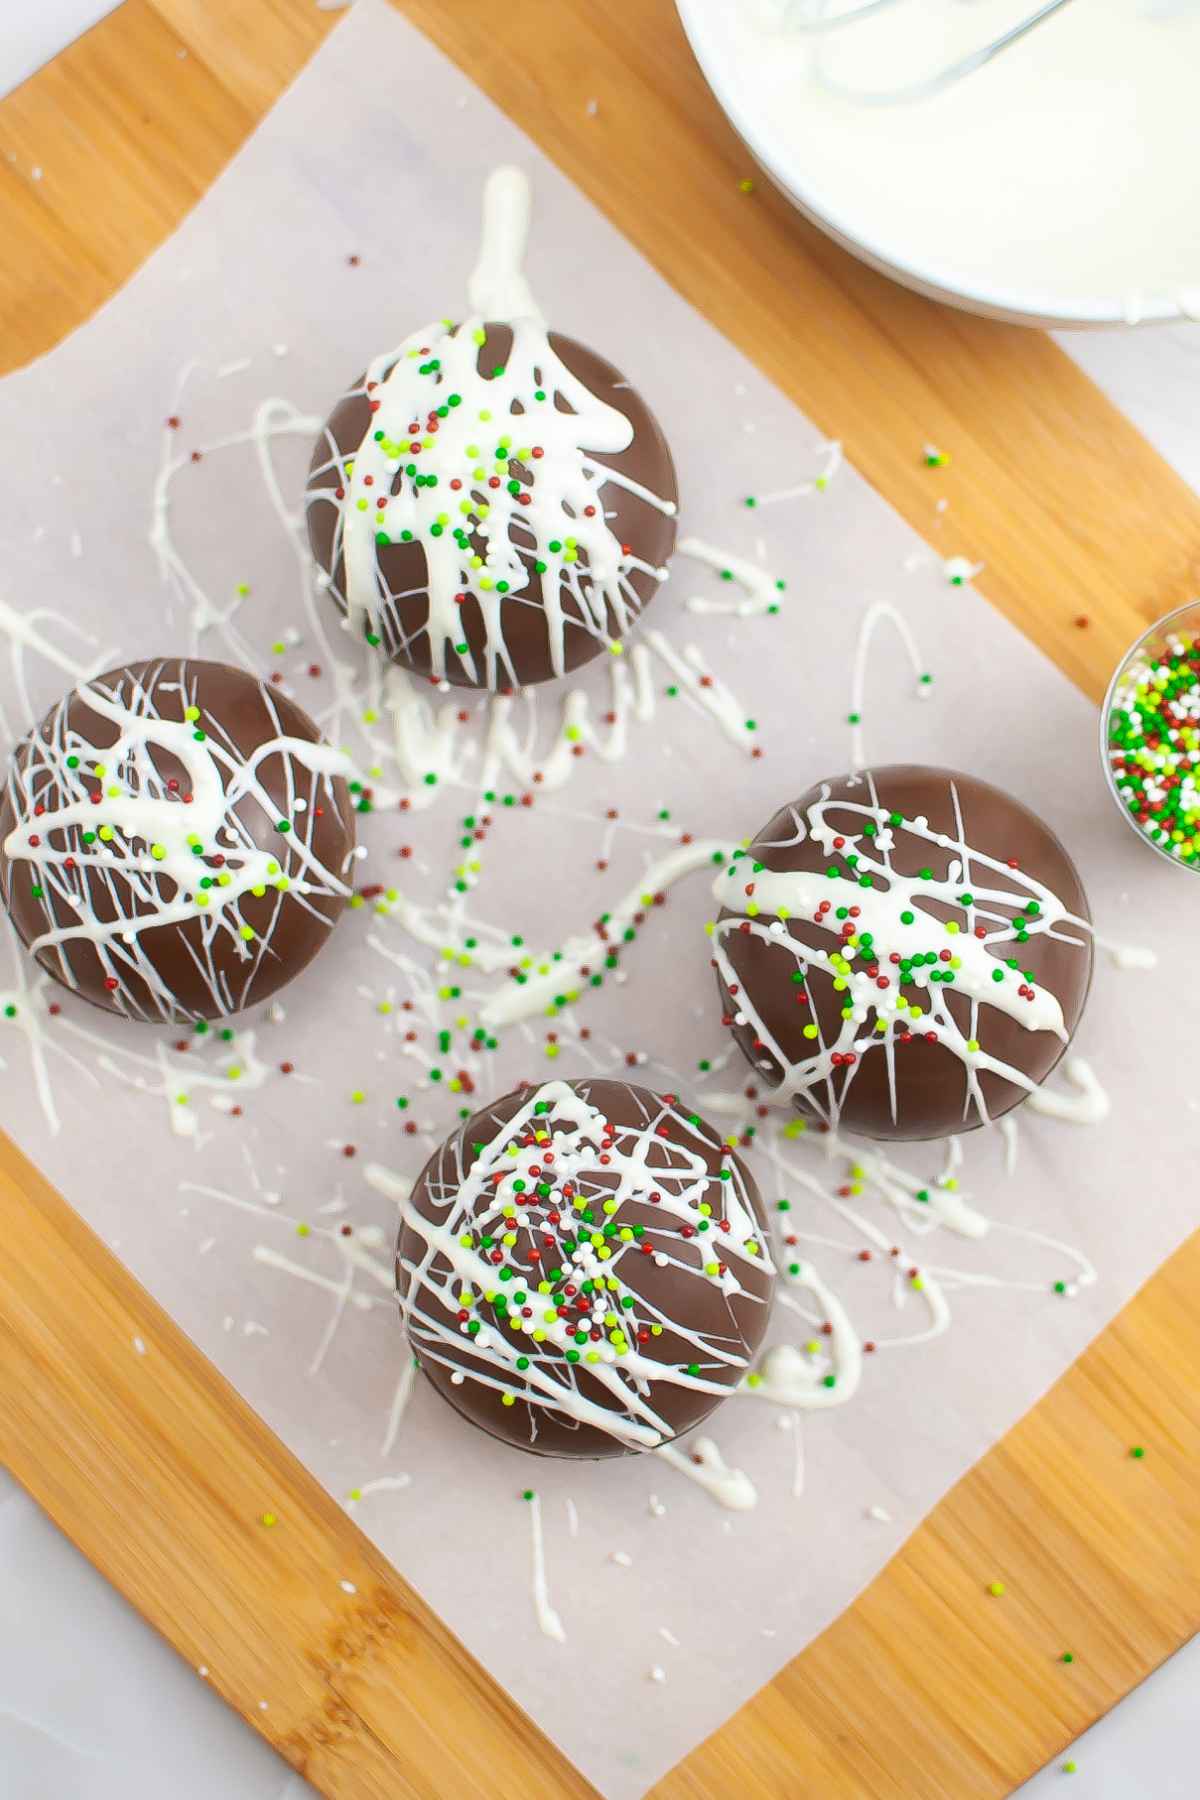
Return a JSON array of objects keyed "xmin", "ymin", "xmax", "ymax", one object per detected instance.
[{"xmin": 675, "ymin": 0, "xmax": 1185, "ymax": 329}]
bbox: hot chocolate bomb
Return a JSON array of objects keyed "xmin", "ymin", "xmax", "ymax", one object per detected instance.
[
  {"xmin": 307, "ymin": 325, "xmax": 677, "ymax": 691},
  {"xmin": 396, "ymin": 1078, "xmax": 774, "ymax": 1459},
  {"xmin": 306, "ymin": 172, "xmax": 678, "ymax": 692},
  {"xmin": 711, "ymin": 765, "xmax": 1093, "ymax": 1141},
  {"xmin": 0, "ymin": 658, "xmax": 356, "ymax": 1022}
]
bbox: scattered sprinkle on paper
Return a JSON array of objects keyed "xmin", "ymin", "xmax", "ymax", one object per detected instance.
[{"xmin": 944, "ymin": 554, "xmax": 984, "ymax": 586}]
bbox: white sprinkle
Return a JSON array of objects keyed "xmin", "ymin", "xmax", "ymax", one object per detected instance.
[
  {"xmin": 659, "ymin": 1627, "xmax": 681, "ymax": 1648},
  {"xmin": 339, "ymin": 1580, "xmax": 357, "ymax": 1595},
  {"xmin": 31, "ymin": 166, "xmax": 43, "ymax": 181},
  {"xmin": 944, "ymin": 553, "xmax": 984, "ymax": 586},
  {"xmin": 132, "ymin": 1336, "xmax": 147, "ymax": 1355},
  {"xmin": 272, "ymin": 343, "xmax": 289, "ymax": 358},
  {"xmin": 866, "ymin": 1504, "xmax": 893, "ymax": 1524},
  {"xmin": 648, "ymin": 1665, "xmax": 667, "ymax": 1684},
  {"xmin": 217, "ymin": 358, "xmax": 252, "ymax": 379},
  {"xmin": 585, "ymin": 97, "xmax": 599, "ymax": 116},
  {"xmin": 565, "ymin": 1497, "xmax": 580, "ymax": 1539},
  {"xmin": 258, "ymin": 1700, "xmax": 268, "ymax": 1711},
  {"xmin": 761, "ymin": 1628, "xmax": 777, "ymax": 1639},
  {"xmin": 609, "ymin": 1550, "xmax": 633, "ymax": 1568},
  {"xmin": 198, "ymin": 1666, "xmax": 209, "ymax": 1678},
  {"xmin": 648, "ymin": 1494, "xmax": 666, "ymax": 1518},
  {"xmin": 243, "ymin": 1321, "xmax": 269, "ymax": 1338}
]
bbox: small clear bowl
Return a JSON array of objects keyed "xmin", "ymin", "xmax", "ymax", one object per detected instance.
[{"xmin": 1100, "ymin": 599, "xmax": 1200, "ymax": 872}]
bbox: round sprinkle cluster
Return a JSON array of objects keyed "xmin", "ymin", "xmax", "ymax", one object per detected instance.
[{"xmin": 1107, "ymin": 625, "xmax": 1200, "ymax": 862}]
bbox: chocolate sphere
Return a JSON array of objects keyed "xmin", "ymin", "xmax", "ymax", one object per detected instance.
[
  {"xmin": 0, "ymin": 658, "xmax": 357, "ymax": 1022},
  {"xmin": 306, "ymin": 320, "xmax": 678, "ymax": 691},
  {"xmin": 712, "ymin": 765, "xmax": 1093, "ymax": 1141},
  {"xmin": 396, "ymin": 1078, "xmax": 774, "ymax": 1459}
]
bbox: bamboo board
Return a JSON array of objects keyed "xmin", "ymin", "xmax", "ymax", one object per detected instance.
[{"xmin": 0, "ymin": 4, "xmax": 1198, "ymax": 1796}]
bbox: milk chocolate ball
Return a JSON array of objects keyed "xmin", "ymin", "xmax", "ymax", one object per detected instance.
[
  {"xmin": 396, "ymin": 1077, "xmax": 774, "ymax": 1458},
  {"xmin": 306, "ymin": 321, "xmax": 677, "ymax": 691},
  {"xmin": 712, "ymin": 765, "xmax": 1093, "ymax": 1141},
  {"xmin": 0, "ymin": 658, "xmax": 356, "ymax": 1022}
]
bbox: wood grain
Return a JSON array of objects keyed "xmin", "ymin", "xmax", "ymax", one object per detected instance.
[
  {"xmin": 0, "ymin": 1133, "xmax": 599, "ymax": 1800},
  {"xmin": 0, "ymin": 2, "xmax": 1197, "ymax": 1796}
]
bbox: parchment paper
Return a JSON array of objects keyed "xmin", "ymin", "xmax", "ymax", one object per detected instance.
[{"xmin": 1, "ymin": 7, "xmax": 1196, "ymax": 1796}]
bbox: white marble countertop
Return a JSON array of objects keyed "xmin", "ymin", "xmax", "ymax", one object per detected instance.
[{"xmin": 1, "ymin": 8, "xmax": 1196, "ymax": 1798}]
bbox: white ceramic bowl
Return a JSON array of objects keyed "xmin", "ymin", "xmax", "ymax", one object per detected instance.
[{"xmin": 675, "ymin": 0, "xmax": 1197, "ymax": 329}]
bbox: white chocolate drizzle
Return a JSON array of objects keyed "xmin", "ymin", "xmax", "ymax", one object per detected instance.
[
  {"xmin": 526, "ymin": 1489, "xmax": 567, "ymax": 1644},
  {"xmin": 1025, "ymin": 1056, "xmax": 1109, "ymax": 1126},
  {"xmin": 389, "ymin": 1080, "xmax": 771, "ymax": 1453},
  {"xmin": 680, "ymin": 536, "xmax": 786, "ymax": 618},
  {"xmin": 306, "ymin": 167, "xmax": 675, "ymax": 688},
  {"xmin": 2, "ymin": 660, "xmax": 353, "ymax": 1020},
  {"xmin": 847, "ymin": 601, "xmax": 931, "ymax": 773},
  {"xmin": 654, "ymin": 1437, "xmax": 757, "ymax": 1511},
  {"xmin": 710, "ymin": 771, "xmax": 1092, "ymax": 1130}
]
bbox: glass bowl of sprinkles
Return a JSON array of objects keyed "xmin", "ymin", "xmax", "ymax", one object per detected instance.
[{"xmin": 1102, "ymin": 601, "xmax": 1200, "ymax": 870}]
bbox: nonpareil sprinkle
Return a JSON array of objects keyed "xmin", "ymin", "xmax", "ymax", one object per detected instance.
[{"xmin": 1106, "ymin": 623, "xmax": 1200, "ymax": 864}]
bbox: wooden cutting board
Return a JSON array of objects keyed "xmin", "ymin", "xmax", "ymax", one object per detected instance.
[{"xmin": 1, "ymin": 3, "xmax": 1198, "ymax": 1796}]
